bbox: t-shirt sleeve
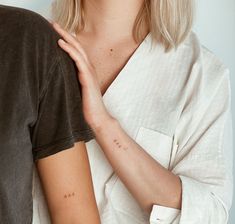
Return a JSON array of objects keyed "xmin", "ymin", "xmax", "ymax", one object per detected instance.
[{"xmin": 31, "ymin": 57, "xmax": 95, "ymax": 161}]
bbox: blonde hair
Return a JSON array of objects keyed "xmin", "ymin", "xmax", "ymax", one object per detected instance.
[{"xmin": 52, "ymin": 0, "xmax": 194, "ymax": 51}]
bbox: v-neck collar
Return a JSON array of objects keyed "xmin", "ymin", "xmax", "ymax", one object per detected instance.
[{"xmin": 102, "ymin": 32, "xmax": 151, "ymax": 99}]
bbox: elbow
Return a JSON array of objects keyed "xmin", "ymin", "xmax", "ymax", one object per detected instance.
[
  {"xmin": 142, "ymin": 178, "xmax": 182, "ymax": 213},
  {"xmin": 142, "ymin": 195, "xmax": 182, "ymax": 215}
]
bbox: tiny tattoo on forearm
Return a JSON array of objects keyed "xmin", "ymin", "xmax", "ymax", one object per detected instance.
[
  {"xmin": 64, "ymin": 192, "xmax": 75, "ymax": 199},
  {"xmin": 113, "ymin": 139, "xmax": 128, "ymax": 151}
]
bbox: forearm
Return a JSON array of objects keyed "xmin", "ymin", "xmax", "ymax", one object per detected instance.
[{"xmin": 92, "ymin": 116, "xmax": 182, "ymax": 213}]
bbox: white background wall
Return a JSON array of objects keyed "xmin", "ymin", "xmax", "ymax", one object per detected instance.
[{"xmin": 1, "ymin": 0, "xmax": 235, "ymax": 223}]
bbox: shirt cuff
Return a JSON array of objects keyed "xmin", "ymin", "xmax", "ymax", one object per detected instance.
[{"xmin": 150, "ymin": 204, "xmax": 181, "ymax": 224}]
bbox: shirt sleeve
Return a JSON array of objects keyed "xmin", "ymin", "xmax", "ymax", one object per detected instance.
[
  {"xmin": 149, "ymin": 53, "xmax": 233, "ymax": 223},
  {"xmin": 31, "ymin": 57, "xmax": 95, "ymax": 161}
]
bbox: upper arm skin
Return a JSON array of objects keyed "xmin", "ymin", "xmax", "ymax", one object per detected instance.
[{"xmin": 36, "ymin": 142, "xmax": 100, "ymax": 224}]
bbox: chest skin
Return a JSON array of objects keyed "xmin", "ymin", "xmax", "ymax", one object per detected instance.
[{"xmin": 76, "ymin": 32, "xmax": 142, "ymax": 96}]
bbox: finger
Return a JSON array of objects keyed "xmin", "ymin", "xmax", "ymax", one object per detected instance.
[
  {"xmin": 53, "ymin": 23, "xmax": 76, "ymax": 46},
  {"xmin": 53, "ymin": 23, "xmax": 88, "ymax": 60},
  {"xmin": 58, "ymin": 39, "xmax": 87, "ymax": 73}
]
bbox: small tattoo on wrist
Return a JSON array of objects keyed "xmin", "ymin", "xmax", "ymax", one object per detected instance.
[{"xmin": 113, "ymin": 139, "xmax": 128, "ymax": 151}]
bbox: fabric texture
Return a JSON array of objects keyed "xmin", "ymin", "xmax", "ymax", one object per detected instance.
[
  {"xmin": 33, "ymin": 30, "xmax": 233, "ymax": 223},
  {"xmin": 0, "ymin": 5, "xmax": 94, "ymax": 224}
]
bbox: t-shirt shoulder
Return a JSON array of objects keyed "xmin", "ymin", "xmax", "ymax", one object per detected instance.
[
  {"xmin": 0, "ymin": 5, "xmax": 60, "ymax": 48},
  {"xmin": 0, "ymin": 5, "xmax": 67, "ymax": 98},
  {"xmin": 0, "ymin": 5, "xmax": 50, "ymax": 32}
]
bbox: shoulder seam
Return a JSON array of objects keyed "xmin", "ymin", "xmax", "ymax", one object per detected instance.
[{"xmin": 39, "ymin": 56, "xmax": 60, "ymax": 101}]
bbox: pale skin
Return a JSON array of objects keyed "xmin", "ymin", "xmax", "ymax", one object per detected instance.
[
  {"xmin": 53, "ymin": 0, "xmax": 182, "ymax": 214},
  {"xmin": 37, "ymin": 143, "xmax": 101, "ymax": 224}
]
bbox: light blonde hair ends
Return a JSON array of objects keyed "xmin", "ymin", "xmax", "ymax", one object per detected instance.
[{"xmin": 52, "ymin": 0, "xmax": 194, "ymax": 51}]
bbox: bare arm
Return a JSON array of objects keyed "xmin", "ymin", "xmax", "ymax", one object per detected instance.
[
  {"xmin": 92, "ymin": 117, "xmax": 182, "ymax": 214},
  {"xmin": 36, "ymin": 142, "xmax": 100, "ymax": 224}
]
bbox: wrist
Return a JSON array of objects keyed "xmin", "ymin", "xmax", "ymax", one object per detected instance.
[{"xmin": 90, "ymin": 113, "xmax": 118, "ymax": 134}]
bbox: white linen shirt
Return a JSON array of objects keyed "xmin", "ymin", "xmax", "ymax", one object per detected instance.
[{"xmin": 32, "ymin": 31, "xmax": 233, "ymax": 224}]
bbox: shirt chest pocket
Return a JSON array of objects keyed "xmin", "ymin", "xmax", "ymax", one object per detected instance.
[{"xmin": 135, "ymin": 126, "xmax": 174, "ymax": 169}]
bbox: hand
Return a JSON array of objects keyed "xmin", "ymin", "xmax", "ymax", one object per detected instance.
[{"xmin": 52, "ymin": 22, "xmax": 113, "ymax": 130}]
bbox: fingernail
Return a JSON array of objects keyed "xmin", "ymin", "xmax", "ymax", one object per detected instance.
[
  {"xmin": 53, "ymin": 22, "xmax": 60, "ymax": 28},
  {"xmin": 58, "ymin": 39, "xmax": 65, "ymax": 44}
]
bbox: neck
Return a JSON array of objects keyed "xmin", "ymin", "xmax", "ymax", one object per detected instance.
[{"xmin": 83, "ymin": 0, "xmax": 146, "ymax": 40}]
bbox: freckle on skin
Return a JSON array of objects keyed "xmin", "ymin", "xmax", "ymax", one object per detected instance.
[{"xmin": 64, "ymin": 195, "xmax": 67, "ymax": 199}]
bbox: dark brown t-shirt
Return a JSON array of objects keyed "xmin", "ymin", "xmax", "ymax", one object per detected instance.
[{"xmin": 0, "ymin": 5, "xmax": 95, "ymax": 223}]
